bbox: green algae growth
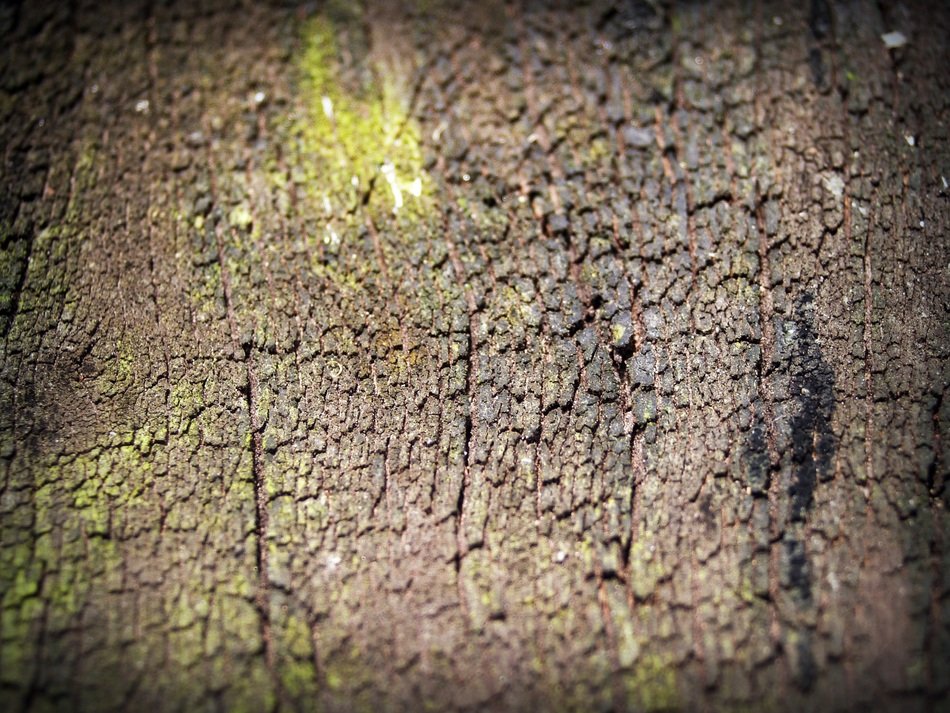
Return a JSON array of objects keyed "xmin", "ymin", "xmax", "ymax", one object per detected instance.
[{"xmin": 293, "ymin": 14, "xmax": 432, "ymax": 241}]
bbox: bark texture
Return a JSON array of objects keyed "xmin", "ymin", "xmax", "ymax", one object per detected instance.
[{"xmin": 1, "ymin": 1, "xmax": 948, "ymax": 711}]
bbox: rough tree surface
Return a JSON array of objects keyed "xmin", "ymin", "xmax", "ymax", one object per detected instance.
[{"xmin": 1, "ymin": 0, "xmax": 947, "ymax": 711}]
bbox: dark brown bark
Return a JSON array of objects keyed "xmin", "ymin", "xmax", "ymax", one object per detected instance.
[{"xmin": 1, "ymin": 1, "xmax": 947, "ymax": 711}]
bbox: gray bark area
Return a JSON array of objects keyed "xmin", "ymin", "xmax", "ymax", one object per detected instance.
[{"xmin": 0, "ymin": 0, "xmax": 948, "ymax": 711}]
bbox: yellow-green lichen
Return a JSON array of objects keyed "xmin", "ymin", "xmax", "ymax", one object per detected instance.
[
  {"xmin": 0, "ymin": 221, "xmax": 18, "ymax": 317},
  {"xmin": 65, "ymin": 140, "xmax": 101, "ymax": 223},
  {"xmin": 628, "ymin": 530, "xmax": 667, "ymax": 601},
  {"xmin": 292, "ymin": 15, "xmax": 432, "ymax": 236},
  {"xmin": 624, "ymin": 654, "xmax": 680, "ymax": 712}
]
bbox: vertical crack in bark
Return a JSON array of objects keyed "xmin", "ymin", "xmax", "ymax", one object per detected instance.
[
  {"xmin": 142, "ymin": 5, "xmax": 174, "ymax": 551},
  {"xmin": 929, "ymin": 391, "xmax": 944, "ymax": 499},
  {"xmin": 863, "ymin": 209, "xmax": 876, "ymax": 486},
  {"xmin": 754, "ymin": 199, "xmax": 779, "ymax": 485},
  {"xmin": 458, "ymin": 317, "xmax": 473, "ymax": 571},
  {"xmin": 19, "ymin": 581, "xmax": 50, "ymax": 712},
  {"xmin": 665, "ymin": 29, "xmax": 700, "ymax": 467},
  {"xmin": 529, "ymin": 16, "xmax": 637, "ymax": 684},
  {"xmin": 621, "ymin": 196, "xmax": 652, "ymax": 585},
  {"xmin": 204, "ymin": 149, "xmax": 280, "ymax": 707},
  {"xmin": 445, "ymin": 225, "xmax": 476, "ymax": 580},
  {"xmin": 243, "ymin": 345, "xmax": 278, "ymax": 702},
  {"xmin": 749, "ymin": 3, "xmax": 797, "ymax": 693},
  {"xmin": 925, "ymin": 389, "xmax": 946, "ymax": 701}
]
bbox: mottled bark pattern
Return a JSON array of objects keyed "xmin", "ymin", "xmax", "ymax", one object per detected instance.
[{"xmin": 1, "ymin": 1, "xmax": 947, "ymax": 711}]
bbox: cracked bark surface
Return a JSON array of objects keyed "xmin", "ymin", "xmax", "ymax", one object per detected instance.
[{"xmin": 1, "ymin": 1, "xmax": 948, "ymax": 711}]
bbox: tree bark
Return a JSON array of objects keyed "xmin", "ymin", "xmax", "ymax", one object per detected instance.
[{"xmin": 1, "ymin": 1, "xmax": 947, "ymax": 711}]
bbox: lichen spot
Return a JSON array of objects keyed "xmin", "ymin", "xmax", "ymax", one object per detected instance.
[{"xmin": 294, "ymin": 15, "xmax": 432, "ymax": 230}]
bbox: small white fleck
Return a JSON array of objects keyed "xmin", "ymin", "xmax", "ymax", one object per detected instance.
[
  {"xmin": 942, "ymin": 175, "xmax": 948, "ymax": 189},
  {"xmin": 518, "ymin": 195, "xmax": 527, "ymax": 204},
  {"xmin": 326, "ymin": 553, "xmax": 342, "ymax": 569},
  {"xmin": 554, "ymin": 550, "xmax": 567, "ymax": 564},
  {"xmin": 527, "ymin": 133, "xmax": 539, "ymax": 144},
  {"xmin": 919, "ymin": 220, "xmax": 925, "ymax": 228},
  {"xmin": 321, "ymin": 95, "xmax": 334, "ymax": 121},
  {"xmin": 322, "ymin": 196, "xmax": 333, "ymax": 215},
  {"xmin": 134, "ymin": 99, "xmax": 150, "ymax": 113},
  {"xmin": 881, "ymin": 31, "xmax": 907, "ymax": 49},
  {"xmin": 381, "ymin": 162, "xmax": 403, "ymax": 213},
  {"xmin": 904, "ymin": 134, "xmax": 915, "ymax": 147},
  {"xmin": 253, "ymin": 91, "xmax": 266, "ymax": 105},
  {"xmin": 773, "ymin": 16, "xmax": 783, "ymax": 26},
  {"xmin": 462, "ymin": 173, "xmax": 471, "ymax": 182},
  {"xmin": 406, "ymin": 177, "xmax": 423, "ymax": 198},
  {"xmin": 90, "ymin": 83, "xmax": 99, "ymax": 94},
  {"xmin": 324, "ymin": 224, "xmax": 340, "ymax": 246},
  {"xmin": 431, "ymin": 121, "xmax": 447, "ymax": 142},
  {"xmin": 351, "ymin": 175, "xmax": 359, "ymax": 188},
  {"xmin": 822, "ymin": 173, "xmax": 845, "ymax": 199}
]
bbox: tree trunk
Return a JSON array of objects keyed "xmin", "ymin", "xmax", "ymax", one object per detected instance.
[{"xmin": 1, "ymin": 1, "xmax": 947, "ymax": 711}]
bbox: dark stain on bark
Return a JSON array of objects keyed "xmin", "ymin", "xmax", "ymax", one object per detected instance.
[
  {"xmin": 794, "ymin": 630, "xmax": 819, "ymax": 693},
  {"xmin": 785, "ymin": 293, "xmax": 835, "ymax": 692},
  {"xmin": 744, "ymin": 409, "xmax": 770, "ymax": 495},
  {"xmin": 742, "ymin": 293, "xmax": 836, "ymax": 507},
  {"xmin": 807, "ymin": 0, "xmax": 832, "ymax": 89},
  {"xmin": 808, "ymin": 47, "xmax": 826, "ymax": 89},
  {"xmin": 809, "ymin": 0, "xmax": 832, "ymax": 40},
  {"xmin": 788, "ymin": 293, "xmax": 836, "ymax": 523},
  {"xmin": 597, "ymin": 0, "xmax": 660, "ymax": 36},
  {"xmin": 785, "ymin": 535, "xmax": 813, "ymax": 603},
  {"xmin": 742, "ymin": 291, "xmax": 835, "ymax": 692}
]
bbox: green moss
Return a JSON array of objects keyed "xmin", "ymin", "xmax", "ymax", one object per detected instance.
[
  {"xmin": 66, "ymin": 141, "xmax": 100, "ymax": 223},
  {"xmin": 588, "ymin": 136, "xmax": 611, "ymax": 163},
  {"xmin": 628, "ymin": 531, "xmax": 666, "ymax": 600},
  {"xmin": 94, "ymin": 338, "xmax": 138, "ymax": 398},
  {"xmin": 611, "ymin": 323, "xmax": 627, "ymax": 345},
  {"xmin": 0, "ymin": 221, "xmax": 18, "ymax": 316},
  {"xmin": 325, "ymin": 668, "xmax": 344, "ymax": 690},
  {"xmin": 312, "ymin": 261, "xmax": 365, "ymax": 292},
  {"xmin": 221, "ymin": 659, "xmax": 276, "ymax": 713},
  {"xmin": 228, "ymin": 203, "xmax": 253, "ymax": 230},
  {"xmin": 624, "ymin": 654, "xmax": 680, "ymax": 711},
  {"xmin": 292, "ymin": 15, "xmax": 433, "ymax": 234},
  {"xmin": 280, "ymin": 658, "xmax": 318, "ymax": 699},
  {"xmin": 670, "ymin": 13, "xmax": 683, "ymax": 35}
]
